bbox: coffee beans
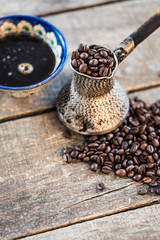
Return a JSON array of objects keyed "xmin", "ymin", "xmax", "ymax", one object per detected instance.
[
  {"xmin": 96, "ymin": 182, "xmax": 105, "ymax": 191},
  {"xmin": 63, "ymin": 97, "xmax": 160, "ymax": 196},
  {"xmin": 71, "ymin": 44, "xmax": 115, "ymax": 77},
  {"xmin": 79, "ymin": 63, "xmax": 88, "ymax": 73},
  {"xmin": 116, "ymin": 169, "xmax": 126, "ymax": 177},
  {"xmin": 138, "ymin": 189, "xmax": 148, "ymax": 195}
]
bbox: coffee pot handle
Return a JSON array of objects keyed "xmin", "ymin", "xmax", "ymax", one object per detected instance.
[{"xmin": 113, "ymin": 9, "xmax": 160, "ymax": 64}]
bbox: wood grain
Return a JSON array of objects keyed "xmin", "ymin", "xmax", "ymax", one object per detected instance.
[
  {"xmin": 25, "ymin": 204, "xmax": 160, "ymax": 240},
  {"xmin": 0, "ymin": 0, "xmax": 128, "ymax": 17},
  {"xmin": 0, "ymin": 0, "xmax": 160, "ymax": 122},
  {"xmin": 0, "ymin": 88, "xmax": 159, "ymax": 240}
]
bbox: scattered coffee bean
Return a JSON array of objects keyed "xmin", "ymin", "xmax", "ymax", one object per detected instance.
[
  {"xmin": 91, "ymin": 163, "xmax": 98, "ymax": 171},
  {"xmin": 116, "ymin": 169, "xmax": 126, "ymax": 177},
  {"xmin": 142, "ymin": 177, "xmax": 152, "ymax": 184},
  {"xmin": 96, "ymin": 182, "xmax": 105, "ymax": 190},
  {"xmin": 138, "ymin": 189, "xmax": 148, "ymax": 195}
]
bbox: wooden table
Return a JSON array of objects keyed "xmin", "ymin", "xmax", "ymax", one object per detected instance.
[{"xmin": 0, "ymin": 1, "xmax": 160, "ymax": 239}]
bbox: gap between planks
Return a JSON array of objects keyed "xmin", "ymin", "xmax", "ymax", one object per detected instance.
[
  {"xmin": 9, "ymin": 194, "xmax": 160, "ymax": 240},
  {"xmin": 36, "ymin": 0, "xmax": 131, "ymax": 18},
  {"xmin": 0, "ymin": 82, "xmax": 159, "ymax": 124}
]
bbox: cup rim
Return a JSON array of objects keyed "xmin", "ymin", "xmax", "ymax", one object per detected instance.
[
  {"xmin": 70, "ymin": 51, "xmax": 118, "ymax": 80},
  {"xmin": 0, "ymin": 14, "xmax": 67, "ymax": 91}
]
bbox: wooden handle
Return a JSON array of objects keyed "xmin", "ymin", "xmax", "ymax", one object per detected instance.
[{"xmin": 113, "ymin": 9, "xmax": 160, "ymax": 64}]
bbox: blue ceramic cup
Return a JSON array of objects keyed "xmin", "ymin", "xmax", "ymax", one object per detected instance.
[{"xmin": 0, "ymin": 15, "xmax": 67, "ymax": 97}]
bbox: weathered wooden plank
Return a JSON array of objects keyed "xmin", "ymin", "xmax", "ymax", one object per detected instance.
[
  {"xmin": 0, "ymin": 0, "xmax": 160, "ymax": 122},
  {"xmin": 0, "ymin": 88, "xmax": 159, "ymax": 240},
  {"xmin": 0, "ymin": 0, "xmax": 129, "ymax": 17},
  {"xmin": 25, "ymin": 204, "xmax": 160, "ymax": 240}
]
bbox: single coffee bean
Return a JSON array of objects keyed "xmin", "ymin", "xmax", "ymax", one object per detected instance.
[
  {"xmin": 116, "ymin": 169, "xmax": 126, "ymax": 177},
  {"xmin": 125, "ymin": 134, "xmax": 133, "ymax": 140},
  {"xmin": 104, "ymin": 161, "xmax": 113, "ymax": 168},
  {"xmin": 91, "ymin": 163, "xmax": 98, "ymax": 171},
  {"xmin": 121, "ymin": 141, "xmax": 128, "ymax": 150},
  {"xmin": 133, "ymin": 174, "xmax": 142, "ymax": 181},
  {"xmin": 108, "ymin": 59, "xmax": 114, "ymax": 68},
  {"xmin": 105, "ymin": 146, "xmax": 111, "ymax": 153},
  {"xmin": 89, "ymin": 58, "xmax": 98, "ymax": 66},
  {"xmin": 108, "ymin": 68, "xmax": 112, "ymax": 76},
  {"xmin": 146, "ymin": 145, "xmax": 154, "ymax": 154},
  {"xmin": 102, "ymin": 165, "xmax": 112, "ymax": 174},
  {"xmin": 83, "ymin": 157, "xmax": 90, "ymax": 162},
  {"xmin": 80, "ymin": 52, "xmax": 88, "ymax": 60},
  {"xmin": 138, "ymin": 115, "xmax": 146, "ymax": 123},
  {"xmin": 152, "ymin": 139, "xmax": 159, "ymax": 147},
  {"xmin": 94, "ymin": 53, "xmax": 101, "ymax": 59},
  {"xmin": 71, "ymin": 59, "xmax": 78, "ymax": 68},
  {"xmin": 78, "ymin": 43, "xmax": 85, "ymax": 52},
  {"xmin": 126, "ymin": 165, "xmax": 135, "ymax": 172},
  {"xmin": 88, "ymin": 49, "xmax": 97, "ymax": 56},
  {"xmin": 100, "ymin": 153, "xmax": 108, "ymax": 158},
  {"xmin": 128, "ymin": 171, "xmax": 135, "ymax": 178},
  {"xmin": 97, "ymin": 143, "xmax": 106, "ymax": 151},
  {"xmin": 71, "ymin": 50, "xmax": 79, "ymax": 60},
  {"xmin": 142, "ymin": 177, "xmax": 152, "ymax": 184},
  {"xmin": 63, "ymin": 153, "xmax": 72, "ymax": 163},
  {"xmin": 109, "ymin": 153, "xmax": 114, "ymax": 163},
  {"xmin": 88, "ymin": 136, "xmax": 98, "ymax": 142},
  {"xmin": 138, "ymin": 189, "xmax": 148, "ymax": 195},
  {"xmin": 90, "ymin": 155, "xmax": 98, "ymax": 161},
  {"xmin": 139, "ymin": 124, "xmax": 147, "ymax": 134},
  {"xmin": 115, "ymin": 155, "xmax": 121, "ymax": 163},
  {"xmin": 149, "ymin": 180, "xmax": 158, "ymax": 187},
  {"xmin": 70, "ymin": 150, "xmax": 79, "ymax": 158},
  {"xmin": 100, "ymin": 50, "xmax": 108, "ymax": 58},
  {"xmin": 130, "ymin": 142, "xmax": 139, "ymax": 154},
  {"xmin": 140, "ymin": 143, "xmax": 147, "ymax": 151},
  {"xmin": 115, "ymin": 163, "xmax": 122, "ymax": 170},
  {"xmin": 79, "ymin": 63, "xmax": 88, "ymax": 73},
  {"xmin": 99, "ymin": 58, "xmax": 107, "ymax": 64},
  {"xmin": 90, "ymin": 66, "xmax": 99, "ymax": 72},
  {"xmin": 88, "ymin": 143, "xmax": 99, "ymax": 147},
  {"xmin": 106, "ymin": 133, "xmax": 114, "ymax": 141},
  {"xmin": 99, "ymin": 66, "xmax": 108, "ymax": 77},
  {"xmin": 96, "ymin": 182, "xmax": 105, "ymax": 191},
  {"xmin": 78, "ymin": 153, "xmax": 86, "ymax": 159},
  {"xmin": 87, "ymin": 151, "xmax": 95, "ymax": 156}
]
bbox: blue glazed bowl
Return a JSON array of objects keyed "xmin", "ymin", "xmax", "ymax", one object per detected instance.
[{"xmin": 0, "ymin": 15, "xmax": 67, "ymax": 97}]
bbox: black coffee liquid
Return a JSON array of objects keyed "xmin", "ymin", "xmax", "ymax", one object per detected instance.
[{"xmin": 0, "ymin": 34, "xmax": 56, "ymax": 87}]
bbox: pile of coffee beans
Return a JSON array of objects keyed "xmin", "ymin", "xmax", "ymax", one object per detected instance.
[
  {"xmin": 71, "ymin": 44, "xmax": 115, "ymax": 77},
  {"xmin": 63, "ymin": 97, "xmax": 160, "ymax": 195}
]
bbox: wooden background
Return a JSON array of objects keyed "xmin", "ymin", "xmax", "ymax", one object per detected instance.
[{"xmin": 0, "ymin": 0, "xmax": 160, "ymax": 239}]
